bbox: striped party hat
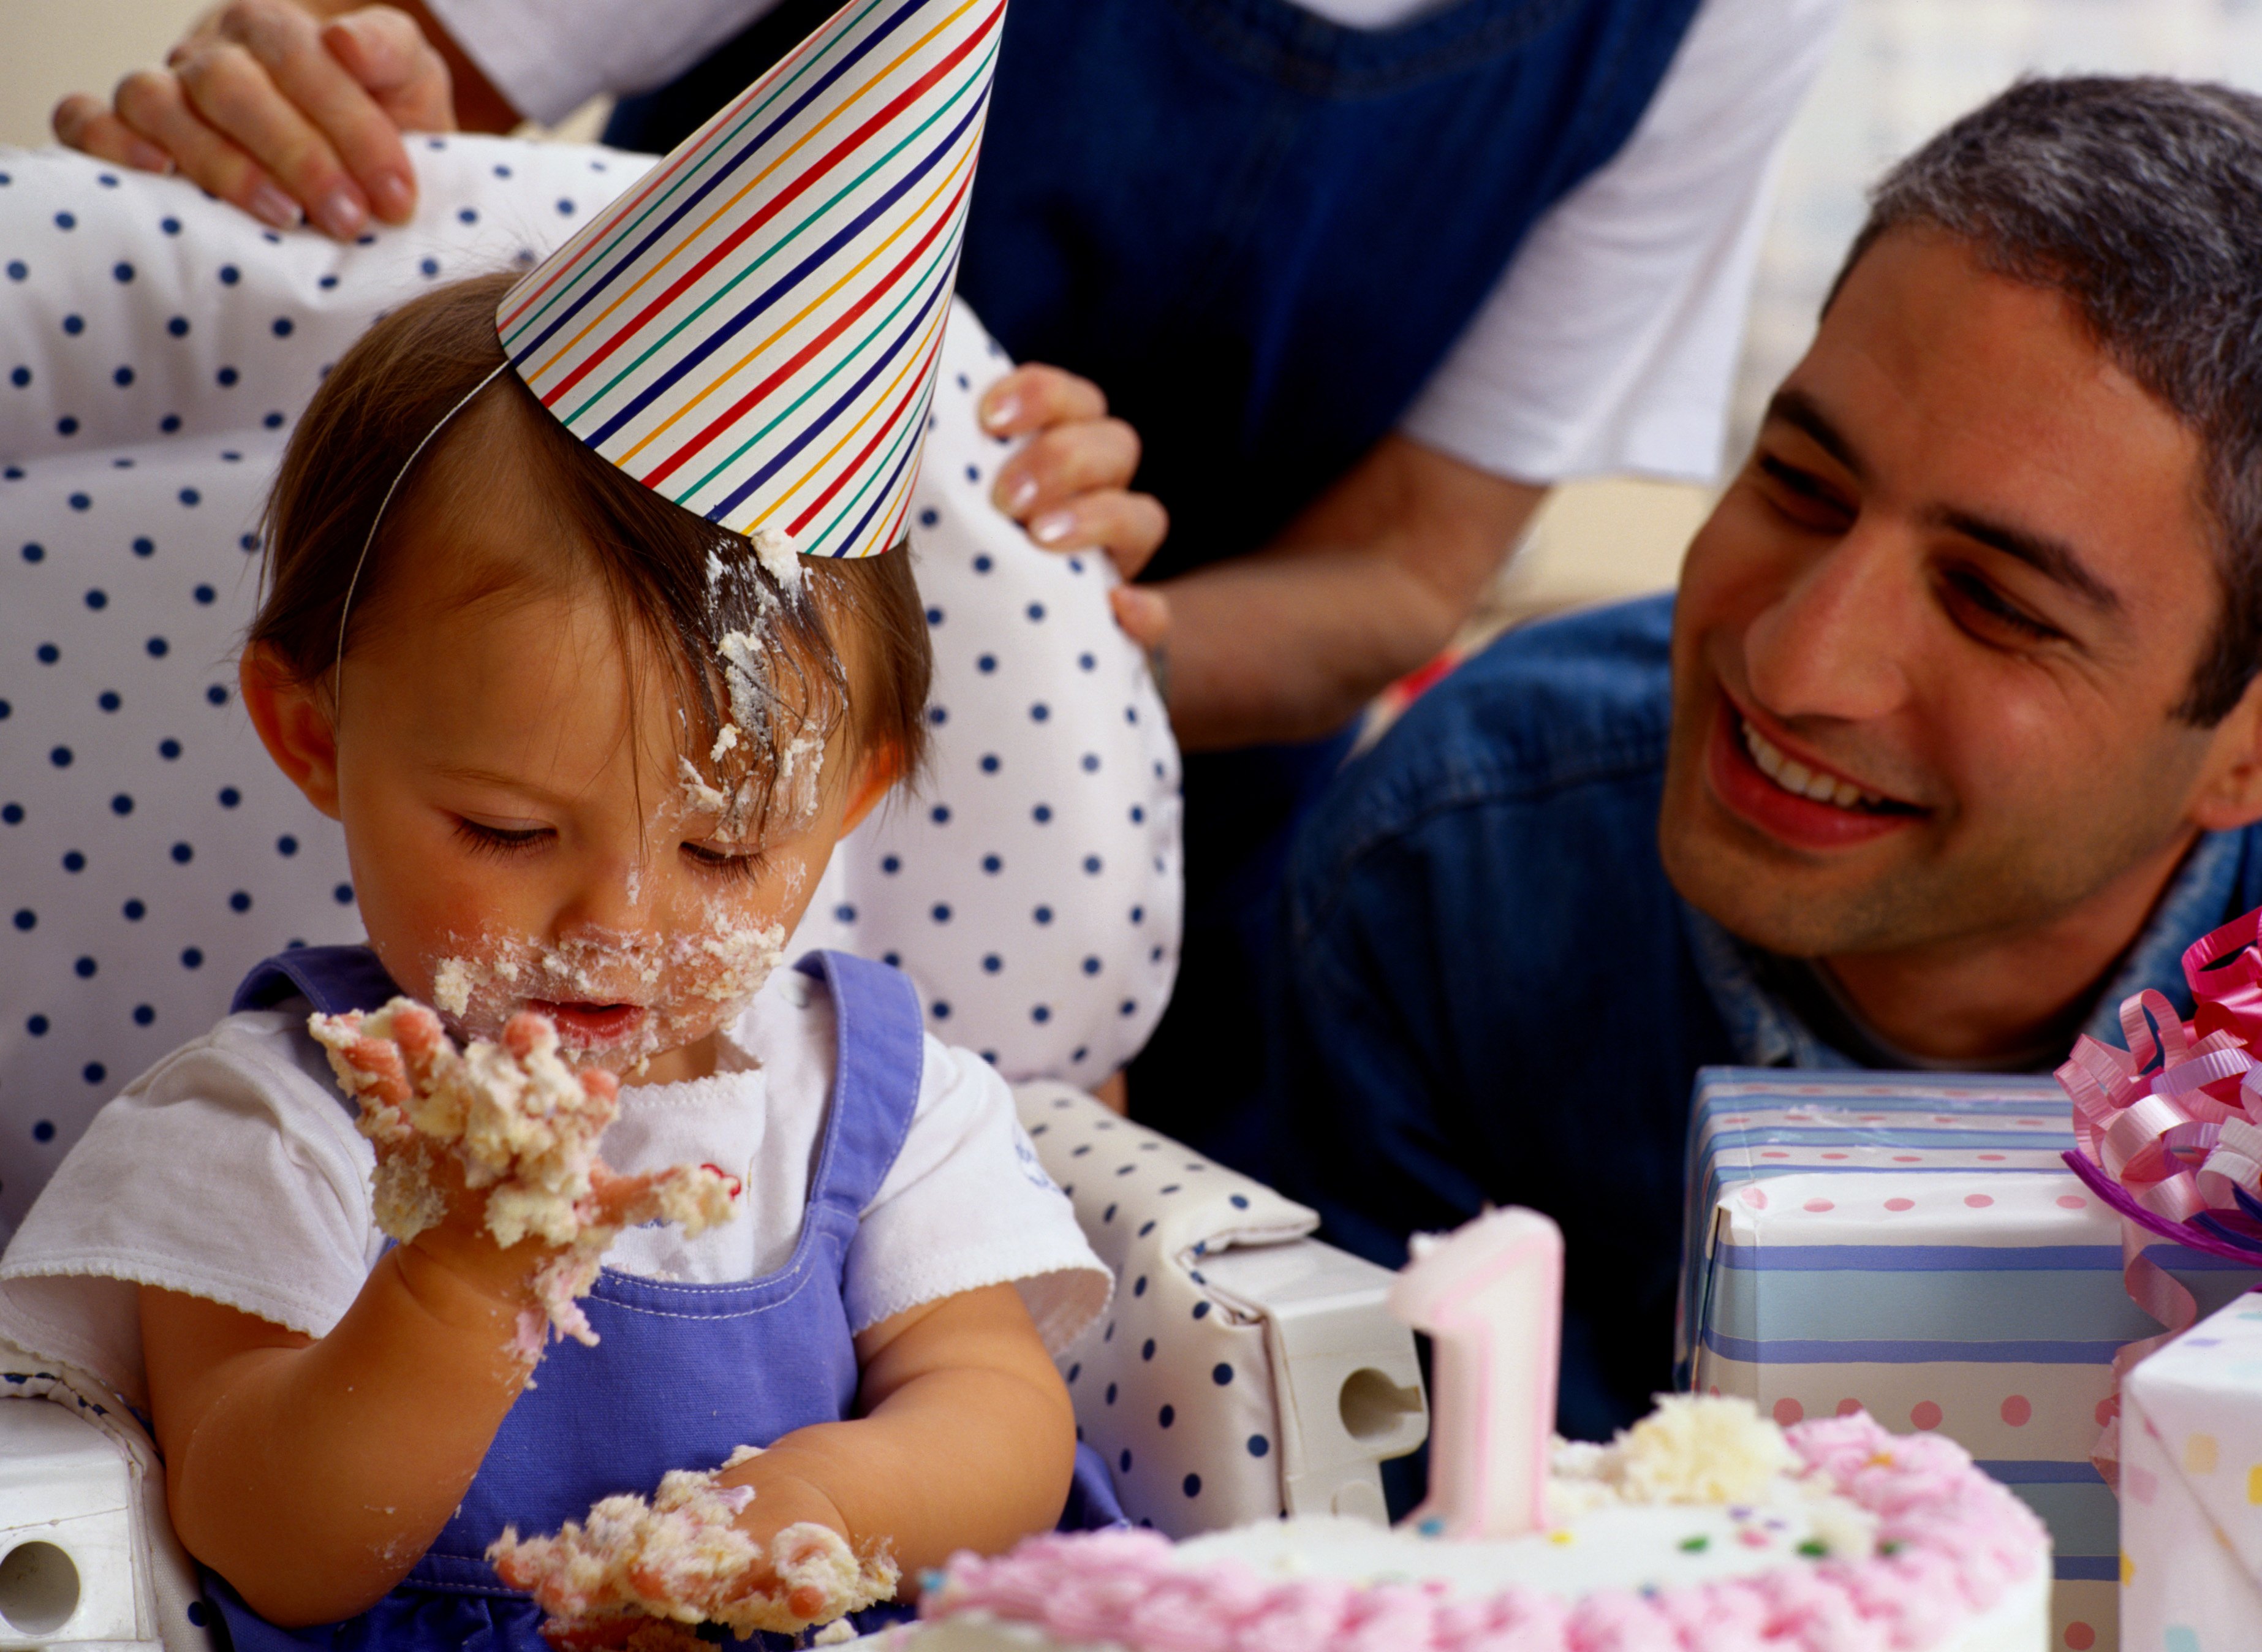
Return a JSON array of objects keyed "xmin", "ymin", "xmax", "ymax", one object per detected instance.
[{"xmin": 494, "ymin": 0, "xmax": 1005, "ymax": 559}]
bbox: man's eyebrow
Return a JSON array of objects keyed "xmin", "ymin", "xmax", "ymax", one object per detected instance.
[
  {"xmin": 1766, "ymin": 387, "xmax": 2126, "ymax": 618},
  {"xmin": 1927, "ymin": 506, "xmax": 2124, "ymax": 615},
  {"xmin": 1763, "ymin": 388, "xmax": 1864, "ymax": 481}
]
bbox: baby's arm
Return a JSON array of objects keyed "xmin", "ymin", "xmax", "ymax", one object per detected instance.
[
  {"xmin": 140, "ymin": 1211, "xmax": 547, "ymax": 1625},
  {"xmin": 145, "ymin": 1002, "xmax": 733, "ymax": 1626},
  {"xmin": 722, "ymin": 1281, "xmax": 1077, "ymax": 1580}
]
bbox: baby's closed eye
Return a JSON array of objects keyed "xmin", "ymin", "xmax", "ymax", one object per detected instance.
[
  {"xmin": 453, "ymin": 817, "xmax": 554, "ymax": 856},
  {"xmin": 682, "ymin": 840, "xmax": 770, "ymax": 881}
]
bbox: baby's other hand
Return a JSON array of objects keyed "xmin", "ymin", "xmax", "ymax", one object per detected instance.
[{"xmin": 980, "ymin": 364, "xmax": 1168, "ymax": 580}]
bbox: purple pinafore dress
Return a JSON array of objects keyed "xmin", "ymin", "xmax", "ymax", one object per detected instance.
[{"xmin": 200, "ymin": 944, "xmax": 961, "ymax": 1650}]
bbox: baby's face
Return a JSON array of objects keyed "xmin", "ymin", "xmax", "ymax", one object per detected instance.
[{"xmin": 320, "ymin": 564, "xmax": 878, "ymax": 1086}]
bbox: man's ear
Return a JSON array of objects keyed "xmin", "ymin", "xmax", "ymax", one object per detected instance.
[{"xmin": 238, "ymin": 645, "xmax": 343, "ymax": 820}]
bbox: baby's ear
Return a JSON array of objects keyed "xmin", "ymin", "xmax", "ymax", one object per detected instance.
[
  {"xmin": 836, "ymin": 740, "xmax": 906, "ymax": 836},
  {"xmin": 239, "ymin": 645, "xmax": 343, "ymax": 819}
]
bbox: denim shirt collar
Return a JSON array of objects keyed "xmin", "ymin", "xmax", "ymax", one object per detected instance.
[{"xmin": 1684, "ymin": 829, "xmax": 2249, "ymax": 1072}]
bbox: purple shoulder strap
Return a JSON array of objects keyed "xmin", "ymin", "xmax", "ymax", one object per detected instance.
[{"xmin": 230, "ymin": 944, "xmax": 401, "ymax": 1017}]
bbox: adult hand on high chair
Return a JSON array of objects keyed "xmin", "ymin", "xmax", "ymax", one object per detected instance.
[
  {"xmin": 980, "ymin": 363, "xmax": 1174, "ymax": 661},
  {"xmin": 51, "ymin": 1, "xmax": 510, "ymax": 240},
  {"xmin": 982, "ymin": 365, "xmax": 1171, "ymax": 580}
]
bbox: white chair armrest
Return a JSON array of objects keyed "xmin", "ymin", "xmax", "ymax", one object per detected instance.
[
  {"xmin": 1194, "ymin": 1238, "xmax": 1426, "ymax": 1523},
  {"xmin": 0, "ymin": 1346, "xmax": 211, "ymax": 1650},
  {"xmin": 1013, "ymin": 1084, "xmax": 1426, "ymax": 1534}
]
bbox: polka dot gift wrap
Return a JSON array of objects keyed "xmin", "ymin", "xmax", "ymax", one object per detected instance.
[
  {"xmin": 0, "ymin": 142, "xmax": 1180, "ymax": 1238},
  {"xmin": 1682, "ymin": 1066, "xmax": 2262, "ymax": 1652},
  {"xmin": 2121, "ymin": 1291, "xmax": 2262, "ymax": 1652}
]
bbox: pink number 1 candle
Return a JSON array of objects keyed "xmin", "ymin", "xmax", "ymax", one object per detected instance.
[{"xmin": 1388, "ymin": 1206, "xmax": 1564, "ymax": 1539}]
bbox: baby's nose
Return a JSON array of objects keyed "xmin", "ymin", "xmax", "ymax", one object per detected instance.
[{"xmin": 553, "ymin": 861, "xmax": 659, "ymax": 941}]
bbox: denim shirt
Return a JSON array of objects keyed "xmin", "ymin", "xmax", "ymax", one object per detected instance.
[{"xmin": 1268, "ymin": 593, "xmax": 2262, "ymax": 1439}]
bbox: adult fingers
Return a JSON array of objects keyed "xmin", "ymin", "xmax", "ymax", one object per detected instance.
[
  {"xmin": 323, "ymin": 8, "xmax": 455, "ymax": 164},
  {"xmin": 1026, "ymin": 488, "xmax": 1170, "ymax": 581},
  {"xmin": 176, "ymin": 6, "xmax": 398, "ymax": 238},
  {"xmin": 112, "ymin": 67, "xmax": 306, "ymax": 230},
  {"xmin": 991, "ymin": 416, "xmax": 1143, "ymax": 519},
  {"xmin": 1110, "ymin": 585, "xmax": 1171, "ymax": 652},
  {"xmin": 977, "ymin": 362, "xmax": 1107, "ymax": 436},
  {"xmin": 51, "ymin": 93, "xmax": 177, "ymax": 175}
]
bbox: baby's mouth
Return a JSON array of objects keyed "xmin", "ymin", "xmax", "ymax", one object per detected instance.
[{"xmin": 529, "ymin": 1000, "xmax": 648, "ymax": 1044}]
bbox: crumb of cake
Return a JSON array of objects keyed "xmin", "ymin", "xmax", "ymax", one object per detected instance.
[
  {"xmin": 771, "ymin": 728, "xmax": 826, "ymax": 832},
  {"xmin": 490, "ymin": 1450, "xmax": 896, "ymax": 1641},
  {"xmin": 751, "ymin": 524, "xmax": 802, "ymax": 591},
  {"xmin": 676, "ymin": 756, "xmax": 732, "ymax": 822},
  {"xmin": 1545, "ymin": 1393, "xmax": 1794, "ymax": 1518},
  {"xmin": 310, "ymin": 998, "xmax": 737, "ymax": 1353},
  {"xmin": 433, "ymin": 957, "xmax": 473, "ymax": 1017}
]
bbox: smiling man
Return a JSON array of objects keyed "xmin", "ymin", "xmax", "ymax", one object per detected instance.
[{"xmin": 1268, "ymin": 76, "xmax": 2262, "ymax": 1440}]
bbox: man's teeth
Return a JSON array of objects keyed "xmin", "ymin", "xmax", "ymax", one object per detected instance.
[{"xmin": 1740, "ymin": 719, "xmax": 1885, "ymax": 811}]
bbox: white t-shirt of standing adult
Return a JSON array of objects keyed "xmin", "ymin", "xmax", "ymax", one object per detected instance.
[{"xmin": 428, "ymin": 0, "xmax": 1843, "ymax": 485}]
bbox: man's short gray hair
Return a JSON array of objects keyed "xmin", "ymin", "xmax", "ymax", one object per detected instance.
[{"xmin": 1833, "ymin": 76, "xmax": 2262, "ymax": 726}]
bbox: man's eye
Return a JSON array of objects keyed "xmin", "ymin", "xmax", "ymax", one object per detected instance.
[
  {"xmin": 683, "ymin": 841, "xmax": 767, "ymax": 881},
  {"xmin": 453, "ymin": 819, "xmax": 553, "ymax": 857},
  {"xmin": 1755, "ymin": 455, "xmax": 1853, "ymax": 528},
  {"xmin": 1940, "ymin": 568, "xmax": 2060, "ymax": 644}
]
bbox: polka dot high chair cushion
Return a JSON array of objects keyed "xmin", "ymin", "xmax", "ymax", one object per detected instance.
[
  {"xmin": 1018, "ymin": 1083, "xmax": 1319, "ymax": 1537},
  {"xmin": 0, "ymin": 140, "xmax": 1181, "ymax": 1240}
]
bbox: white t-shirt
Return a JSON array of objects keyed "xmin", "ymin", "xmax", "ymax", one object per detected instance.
[
  {"xmin": 428, "ymin": 0, "xmax": 1842, "ymax": 484},
  {"xmin": 0, "ymin": 965, "xmax": 1111, "ymax": 1412}
]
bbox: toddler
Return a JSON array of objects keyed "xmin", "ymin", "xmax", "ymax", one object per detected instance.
[{"xmin": 0, "ymin": 271, "xmax": 1111, "ymax": 1649}]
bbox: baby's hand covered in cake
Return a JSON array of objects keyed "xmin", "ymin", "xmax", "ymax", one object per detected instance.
[
  {"xmin": 311, "ymin": 998, "xmax": 738, "ymax": 1355},
  {"xmin": 488, "ymin": 1446, "xmax": 899, "ymax": 1642}
]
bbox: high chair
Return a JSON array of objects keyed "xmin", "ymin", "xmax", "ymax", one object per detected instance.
[{"xmin": 0, "ymin": 146, "xmax": 1424, "ymax": 1646}]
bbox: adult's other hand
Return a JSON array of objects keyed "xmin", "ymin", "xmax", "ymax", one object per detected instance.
[
  {"xmin": 980, "ymin": 365, "xmax": 1169, "ymax": 582},
  {"xmin": 52, "ymin": 1, "xmax": 505, "ymax": 240}
]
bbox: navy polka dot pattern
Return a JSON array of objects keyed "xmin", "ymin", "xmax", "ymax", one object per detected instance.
[
  {"xmin": 1016, "ymin": 1084, "xmax": 1309, "ymax": 1537},
  {"xmin": 0, "ymin": 140, "xmax": 649, "ymax": 1233},
  {"xmin": 787, "ymin": 303, "xmax": 1182, "ymax": 1082}
]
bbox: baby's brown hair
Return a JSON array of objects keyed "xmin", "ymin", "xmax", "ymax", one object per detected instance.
[{"xmin": 250, "ymin": 271, "xmax": 931, "ymax": 835}]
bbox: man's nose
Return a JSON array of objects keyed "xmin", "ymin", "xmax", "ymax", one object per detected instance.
[{"xmin": 1741, "ymin": 520, "xmax": 1918, "ymax": 727}]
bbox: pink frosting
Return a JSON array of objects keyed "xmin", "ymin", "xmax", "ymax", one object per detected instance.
[{"xmin": 922, "ymin": 1414, "xmax": 2046, "ymax": 1652}]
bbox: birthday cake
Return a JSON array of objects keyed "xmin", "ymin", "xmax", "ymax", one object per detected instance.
[
  {"xmin": 893, "ymin": 1395, "xmax": 2048, "ymax": 1652},
  {"xmin": 883, "ymin": 1204, "xmax": 2049, "ymax": 1652}
]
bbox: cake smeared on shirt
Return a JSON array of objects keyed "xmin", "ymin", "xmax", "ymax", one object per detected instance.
[
  {"xmin": 310, "ymin": 998, "xmax": 738, "ymax": 1359},
  {"xmin": 489, "ymin": 1444, "xmax": 898, "ymax": 1643}
]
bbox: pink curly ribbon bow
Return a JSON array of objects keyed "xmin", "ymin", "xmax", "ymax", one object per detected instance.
[{"xmin": 2056, "ymin": 906, "xmax": 2262, "ymax": 1486}]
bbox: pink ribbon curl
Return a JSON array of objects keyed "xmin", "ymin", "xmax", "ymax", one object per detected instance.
[{"xmin": 2055, "ymin": 906, "xmax": 2262, "ymax": 1487}]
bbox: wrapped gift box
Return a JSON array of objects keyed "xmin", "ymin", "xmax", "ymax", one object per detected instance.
[
  {"xmin": 2122, "ymin": 1292, "xmax": 2262, "ymax": 1652},
  {"xmin": 1679, "ymin": 1067, "xmax": 2262, "ymax": 1652}
]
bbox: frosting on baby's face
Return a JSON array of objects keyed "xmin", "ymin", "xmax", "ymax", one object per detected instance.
[{"xmin": 319, "ymin": 548, "xmax": 884, "ymax": 1086}]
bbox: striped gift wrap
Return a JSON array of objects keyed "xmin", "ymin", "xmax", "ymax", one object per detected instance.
[{"xmin": 1676, "ymin": 1068, "xmax": 2262, "ymax": 1652}]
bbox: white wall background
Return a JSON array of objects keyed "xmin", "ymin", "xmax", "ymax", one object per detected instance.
[{"xmin": 2, "ymin": 2, "xmax": 221, "ymax": 151}]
